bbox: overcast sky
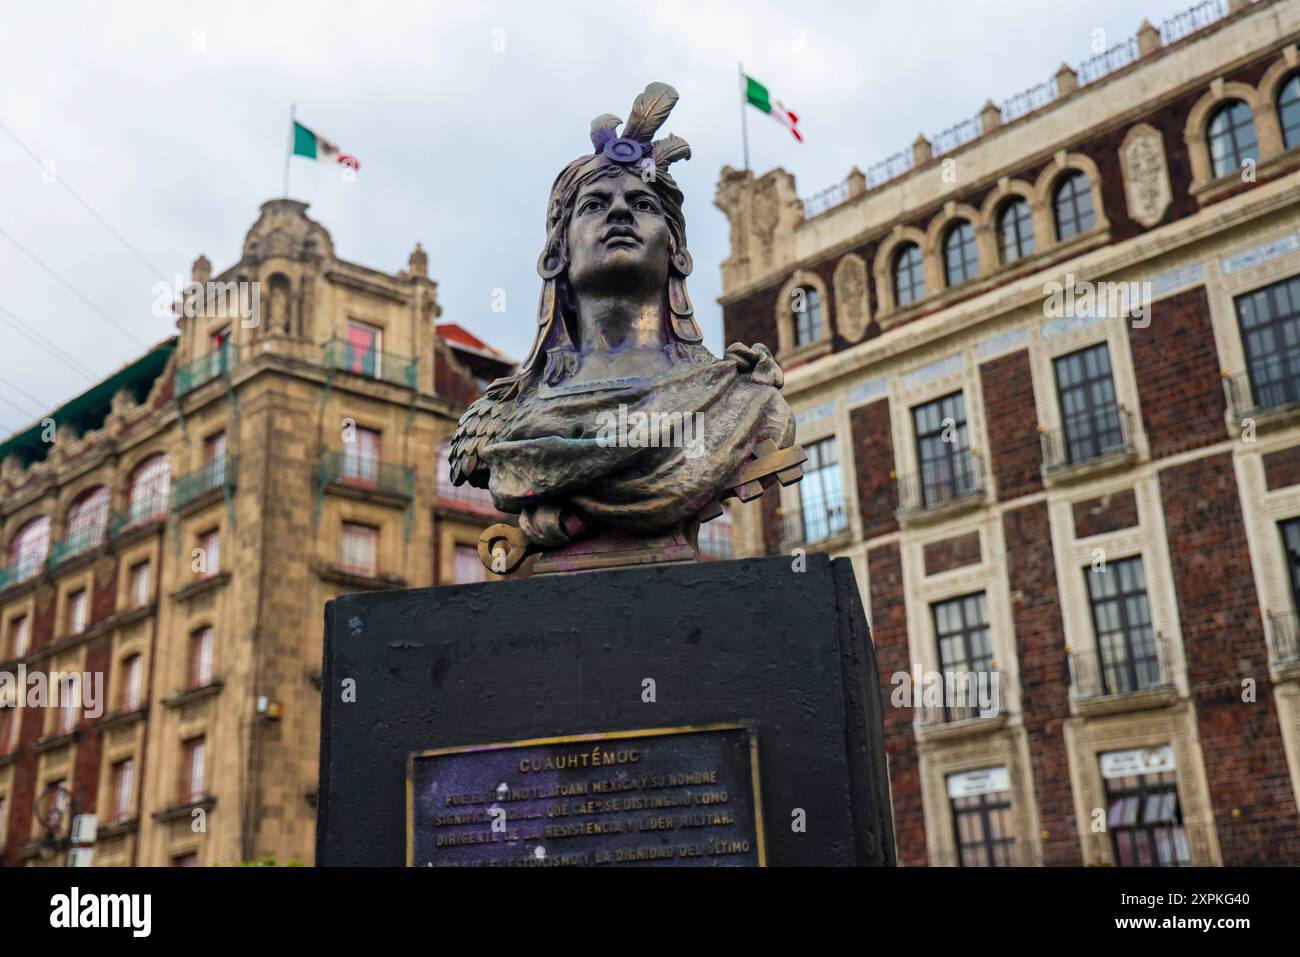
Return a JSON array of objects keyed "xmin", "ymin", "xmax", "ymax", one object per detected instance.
[{"xmin": 0, "ymin": 0, "xmax": 1208, "ymax": 436}]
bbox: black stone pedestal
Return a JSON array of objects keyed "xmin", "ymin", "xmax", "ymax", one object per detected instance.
[{"xmin": 316, "ymin": 553, "xmax": 896, "ymax": 866}]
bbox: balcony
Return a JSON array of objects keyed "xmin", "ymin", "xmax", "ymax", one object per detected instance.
[
  {"xmin": 1223, "ymin": 355, "xmax": 1300, "ymax": 425},
  {"xmin": 915, "ymin": 668, "xmax": 1007, "ymax": 740},
  {"xmin": 0, "ymin": 554, "xmax": 44, "ymax": 592},
  {"xmin": 896, "ymin": 449, "xmax": 985, "ymax": 522},
  {"xmin": 1266, "ymin": 610, "xmax": 1300, "ymax": 674},
  {"xmin": 322, "ymin": 339, "xmax": 417, "ymax": 390},
  {"xmin": 172, "ymin": 456, "xmax": 238, "ymax": 512},
  {"xmin": 782, "ymin": 494, "xmax": 850, "ymax": 547},
  {"xmin": 1069, "ymin": 634, "xmax": 1177, "ymax": 714},
  {"xmin": 319, "ymin": 452, "xmax": 414, "ymax": 503},
  {"xmin": 109, "ymin": 501, "xmax": 169, "ymax": 538},
  {"xmin": 47, "ymin": 525, "xmax": 108, "ymax": 569},
  {"xmin": 175, "ymin": 344, "xmax": 238, "ymax": 398},
  {"xmin": 1041, "ymin": 407, "xmax": 1137, "ymax": 479}
]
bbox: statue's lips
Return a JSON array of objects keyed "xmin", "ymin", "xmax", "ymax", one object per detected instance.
[{"xmin": 602, "ymin": 227, "xmax": 641, "ymax": 248}]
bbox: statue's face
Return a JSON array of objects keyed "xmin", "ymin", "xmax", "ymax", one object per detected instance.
[{"xmin": 565, "ymin": 167, "xmax": 671, "ymax": 295}]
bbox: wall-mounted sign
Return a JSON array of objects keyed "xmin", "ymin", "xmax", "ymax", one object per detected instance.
[
  {"xmin": 946, "ymin": 766, "xmax": 1010, "ymax": 799},
  {"xmin": 1100, "ymin": 744, "xmax": 1175, "ymax": 780}
]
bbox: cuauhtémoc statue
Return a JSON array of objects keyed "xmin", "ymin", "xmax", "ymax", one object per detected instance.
[{"xmin": 448, "ymin": 82, "xmax": 804, "ymax": 574}]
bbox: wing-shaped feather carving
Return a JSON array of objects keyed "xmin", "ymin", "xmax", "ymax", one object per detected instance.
[
  {"xmin": 589, "ymin": 113, "xmax": 623, "ymax": 152},
  {"xmin": 448, "ymin": 376, "xmax": 519, "ymax": 489},
  {"xmin": 650, "ymin": 133, "xmax": 691, "ymax": 168},
  {"xmin": 621, "ymin": 82, "xmax": 678, "ymax": 143}
]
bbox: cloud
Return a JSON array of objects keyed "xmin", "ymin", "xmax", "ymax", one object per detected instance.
[{"xmin": 0, "ymin": 0, "xmax": 1203, "ymax": 435}]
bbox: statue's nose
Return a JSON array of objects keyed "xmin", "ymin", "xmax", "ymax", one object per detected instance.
[{"xmin": 606, "ymin": 192, "xmax": 633, "ymax": 219}]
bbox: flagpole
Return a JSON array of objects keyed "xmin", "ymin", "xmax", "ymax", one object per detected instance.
[
  {"xmin": 738, "ymin": 63, "xmax": 750, "ymax": 172},
  {"xmin": 283, "ymin": 103, "xmax": 296, "ymax": 198}
]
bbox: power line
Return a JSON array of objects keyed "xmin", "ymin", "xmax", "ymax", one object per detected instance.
[
  {"xmin": 0, "ymin": 223, "xmax": 148, "ymax": 348},
  {"xmin": 0, "ymin": 376, "xmax": 48, "ymax": 416},
  {"xmin": 0, "ymin": 303, "xmax": 99, "ymax": 381},
  {"xmin": 0, "ymin": 118, "xmax": 168, "ymax": 281}
]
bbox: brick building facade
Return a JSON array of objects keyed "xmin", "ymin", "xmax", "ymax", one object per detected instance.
[
  {"xmin": 0, "ymin": 200, "xmax": 516, "ymax": 866},
  {"xmin": 717, "ymin": 0, "xmax": 1300, "ymax": 865}
]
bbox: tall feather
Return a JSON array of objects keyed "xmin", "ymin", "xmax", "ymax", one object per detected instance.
[
  {"xmin": 651, "ymin": 133, "xmax": 692, "ymax": 168},
  {"xmin": 589, "ymin": 113, "xmax": 622, "ymax": 152},
  {"xmin": 621, "ymin": 82, "xmax": 678, "ymax": 143}
]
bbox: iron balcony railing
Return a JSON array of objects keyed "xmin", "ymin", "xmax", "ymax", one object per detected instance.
[
  {"xmin": 110, "ymin": 500, "xmax": 168, "ymax": 536},
  {"xmin": 47, "ymin": 525, "xmax": 108, "ymax": 569},
  {"xmin": 172, "ymin": 456, "xmax": 238, "ymax": 511},
  {"xmin": 896, "ymin": 449, "xmax": 984, "ymax": 515},
  {"xmin": 0, "ymin": 554, "xmax": 44, "ymax": 591},
  {"xmin": 916, "ymin": 668, "xmax": 1003, "ymax": 727},
  {"xmin": 1160, "ymin": 0, "xmax": 1229, "ymax": 45},
  {"xmin": 322, "ymin": 339, "xmax": 418, "ymax": 390},
  {"xmin": 1223, "ymin": 353, "xmax": 1300, "ymax": 420},
  {"xmin": 175, "ymin": 344, "xmax": 238, "ymax": 398},
  {"xmin": 782, "ymin": 495, "xmax": 849, "ymax": 546},
  {"xmin": 803, "ymin": 180, "xmax": 849, "ymax": 218},
  {"xmin": 320, "ymin": 452, "xmax": 414, "ymax": 500},
  {"xmin": 1266, "ymin": 610, "xmax": 1300, "ymax": 668},
  {"xmin": 1069, "ymin": 633, "xmax": 1174, "ymax": 700},
  {"xmin": 1041, "ymin": 407, "xmax": 1136, "ymax": 472}
]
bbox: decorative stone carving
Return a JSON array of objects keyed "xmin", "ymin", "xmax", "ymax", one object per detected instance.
[
  {"xmin": 714, "ymin": 167, "xmax": 802, "ymax": 292},
  {"xmin": 833, "ymin": 254, "xmax": 870, "ymax": 342},
  {"xmin": 1120, "ymin": 123, "xmax": 1171, "ymax": 228}
]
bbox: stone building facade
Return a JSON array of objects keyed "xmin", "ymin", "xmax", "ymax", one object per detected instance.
[
  {"xmin": 717, "ymin": 0, "xmax": 1300, "ymax": 865},
  {"xmin": 0, "ymin": 199, "xmax": 513, "ymax": 866}
]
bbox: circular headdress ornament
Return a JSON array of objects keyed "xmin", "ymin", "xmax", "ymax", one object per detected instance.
[{"xmin": 603, "ymin": 138, "xmax": 644, "ymax": 164}]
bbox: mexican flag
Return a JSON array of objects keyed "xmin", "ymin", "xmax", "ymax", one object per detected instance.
[
  {"xmin": 292, "ymin": 121, "xmax": 360, "ymax": 170},
  {"xmin": 744, "ymin": 75, "xmax": 802, "ymax": 142}
]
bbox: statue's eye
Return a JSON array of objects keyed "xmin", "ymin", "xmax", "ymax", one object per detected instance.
[
  {"xmin": 634, "ymin": 199, "xmax": 658, "ymax": 212},
  {"xmin": 580, "ymin": 199, "xmax": 604, "ymax": 213}
]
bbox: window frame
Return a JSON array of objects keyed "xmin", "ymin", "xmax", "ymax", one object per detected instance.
[
  {"xmin": 1084, "ymin": 555, "xmax": 1160, "ymax": 695},
  {"xmin": 1052, "ymin": 342, "xmax": 1124, "ymax": 465},
  {"xmin": 892, "ymin": 243, "xmax": 926, "ymax": 308},
  {"xmin": 1103, "ymin": 769, "xmax": 1191, "ymax": 867},
  {"xmin": 941, "ymin": 220, "xmax": 978, "ymax": 287},
  {"xmin": 1052, "ymin": 170, "xmax": 1097, "ymax": 241},
  {"xmin": 950, "ymin": 782, "xmax": 1016, "ymax": 867},
  {"xmin": 795, "ymin": 436, "xmax": 848, "ymax": 543},
  {"xmin": 996, "ymin": 197, "xmax": 1035, "ymax": 264},
  {"xmin": 911, "ymin": 391, "xmax": 974, "ymax": 507},
  {"xmin": 1207, "ymin": 98, "xmax": 1259, "ymax": 179}
]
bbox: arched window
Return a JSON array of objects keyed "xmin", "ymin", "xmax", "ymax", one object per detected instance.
[
  {"xmin": 127, "ymin": 454, "xmax": 170, "ymax": 525},
  {"xmin": 942, "ymin": 220, "xmax": 978, "ymax": 287},
  {"xmin": 893, "ymin": 243, "xmax": 925, "ymax": 307},
  {"xmin": 1053, "ymin": 171, "xmax": 1096, "ymax": 241},
  {"xmin": 997, "ymin": 198, "xmax": 1035, "ymax": 264},
  {"xmin": 791, "ymin": 285, "xmax": 823, "ymax": 347},
  {"xmin": 66, "ymin": 486, "xmax": 109, "ymax": 554},
  {"xmin": 1278, "ymin": 74, "xmax": 1300, "ymax": 151},
  {"xmin": 1207, "ymin": 99, "xmax": 1258, "ymax": 178},
  {"xmin": 8, "ymin": 516, "xmax": 50, "ymax": 581}
]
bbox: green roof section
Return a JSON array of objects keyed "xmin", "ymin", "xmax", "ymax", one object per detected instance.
[{"xmin": 0, "ymin": 337, "xmax": 177, "ymax": 468}]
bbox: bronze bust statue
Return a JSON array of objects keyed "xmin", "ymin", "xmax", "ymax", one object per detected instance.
[{"xmin": 449, "ymin": 82, "xmax": 804, "ymax": 574}]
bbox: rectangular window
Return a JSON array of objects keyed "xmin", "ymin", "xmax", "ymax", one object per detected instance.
[
  {"xmin": 66, "ymin": 589, "xmax": 88, "ymax": 634},
  {"xmin": 0, "ymin": 705, "xmax": 15, "ymax": 755},
  {"xmin": 120, "ymin": 655, "xmax": 144, "ymax": 712},
  {"xmin": 340, "ymin": 523, "xmax": 378, "ymax": 577},
  {"xmin": 912, "ymin": 391, "xmax": 974, "ymax": 507},
  {"xmin": 189, "ymin": 627, "xmax": 214, "ymax": 688},
  {"xmin": 204, "ymin": 431, "xmax": 227, "ymax": 487},
  {"xmin": 1236, "ymin": 275, "xmax": 1300, "ymax": 412},
  {"xmin": 1101, "ymin": 747, "xmax": 1190, "ymax": 867},
  {"xmin": 130, "ymin": 562, "xmax": 151, "ymax": 607},
  {"xmin": 343, "ymin": 427, "xmax": 381, "ymax": 486},
  {"xmin": 346, "ymin": 320, "xmax": 383, "ymax": 378},
  {"xmin": 172, "ymin": 851, "xmax": 198, "ymax": 867},
  {"xmin": 1053, "ymin": 343, "xmax": 1124, "ymax": 464},
  {"xmin": 454, "ymin": 544, "xmax": 488, "ymax": 584},
  {"xmin": 947, "ymin": 767, "xmax": 1015, "ymax": 867},
  {"xmin": 110, "ymin": 757, "xmax": 135, "ymax": 823},
  {"xmin": 181, "ymin": 737, "xmax": 206, "ymax": 804},
  {"xmin": 8, "ymin": 615, "xmax": 29, "ymax": 658},
  {"xmin": 1085, "ymin": 556, "xmax": 1161, "ymax": 695},
  {"xmin": 1275, "ymin": 519, "xmax": 1300, "ymax": 664},
  {"xmin": 200, "ymin": 529, "xmax": 220, "ymax": 578},
  {"xmin": 796, "ymin": 436, "xmax": 847, "ymax": 543},
  {"xmin": 56, "ymin": 675, "xmax": 78, "ymax": 733},
  {"xmin": 932, "ymin": 592, "xmax": 993, "ymax": 721}
]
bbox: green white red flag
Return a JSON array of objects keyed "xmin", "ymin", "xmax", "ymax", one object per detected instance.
[{"xmin": 744, "ymin": 75, "xmax": 802, "ymax": 142}]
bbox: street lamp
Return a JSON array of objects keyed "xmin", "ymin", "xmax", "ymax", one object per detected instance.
[{"xmin": 34, "ymin": 782, "xmax": 75, "ymax": 864}]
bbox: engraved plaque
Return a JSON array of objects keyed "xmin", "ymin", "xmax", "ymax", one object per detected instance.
[{"xmin": 406, "ymin": 724, "xmax": 765, "ymax": 867}]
